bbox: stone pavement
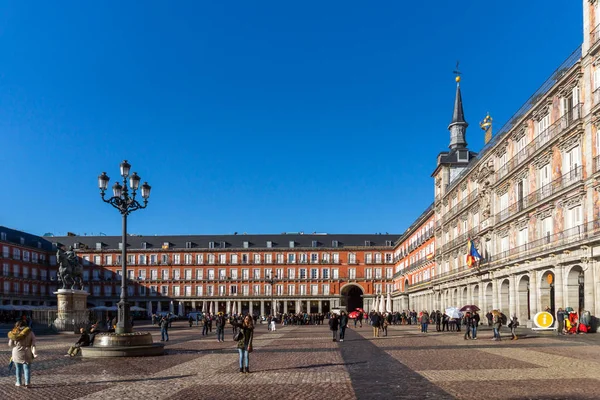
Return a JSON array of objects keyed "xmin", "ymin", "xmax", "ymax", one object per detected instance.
[{"xmin": 1, "ymin": 321, "xmax": 599, "ymax": 399}]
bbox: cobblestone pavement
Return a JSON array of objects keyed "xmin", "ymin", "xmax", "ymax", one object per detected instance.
[{"xmin": 0, "ymin": 322, "xmax": 599, "ymax": 399}]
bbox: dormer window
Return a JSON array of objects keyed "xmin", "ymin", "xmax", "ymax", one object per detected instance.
[
  {"xmin": 0, "ymin": 232, "xmax": 6, "ymax": 241},
  {"xmin": 266, "ymin": 241, "xmax": 272, "ymax": 248},
  {"xmin": 162, "ymin": 242, "xmax": 170, "ymax": 250},
  {"xmin": 332, "ymin": 240, "xmax": 339, "ymax": 248},
  {"xmin": 311, "ymin": 240, "xmax": 318, "ymax": 248},
  {"xmin": 243, "ymin": 241, "xmax": 249, "ymax": 249},
  {"xmin": 37, "ymin": 241, "xmax": 42, "ymax": 249},
  {"xmin": 185, "ymin": 242, "xmax": 192, "ymax": 249},
  {"xmin": 20, "ymin": 237, "xmax": 25, "ymax": 245},
  {"xmin": 385, "ymin": 240, "xmax": 393, "ymax": 247},
  {"xmin": 220, "ymin": 241, "xmax": 226, "ymax": 249},
  {"xmin": 142, "ymin": 242, "xmax": 147, "ymax": 250},
  {"xmin": 289, "ymin": 241, "xmax": 295, "ymax": 248},
  {"xmin": 209, "ymin": 241, "xmax": 215, "ymax": 249},
  {"xmin": 364, "ymin": 240, "xmax": 371, "ymax": 247},
  {"xmin": 96, "ymin": 242, "xmax": 103, "ymax": 251},
  {"xmin": 73, "ymin": 242, "xmax": 79, "ymax": 249}
]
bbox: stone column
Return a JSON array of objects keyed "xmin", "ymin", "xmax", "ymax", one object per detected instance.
[
  {"xmin": 226, "ymin": 301, "xmax": 231, "ymax": 314},
  {"xmin": 554, "ymin": 265, "xmax": 565, "ymax": 309},
  {"xmin": 529, "ymin": 270, "xmax": 539, "ymax": 317},
  {"xmin": 283, "ymin": 300, "xmax": 288, "ymax": 314},
  {"xmin": 584, "ymin": 261, "xmax": 595, "ymax": 315},
  {"xmin": 492, "ymin": 279, "xmax": 499, "ymax": 310},
  {"xmin": 238, "ymin": 301, "xmax": 242, "ymax": 315},
  {"xmin": 260, "ymin": 301, "xmax": 265, "ymax": 317},
  {"xmin": 477, "ymin": 279, "xmax": 490, "ymax": 315},
  {"xmin": 191, "ymin": 300, "xmax": 196, "ymax": 311},
  {"xmin": 318, "ymin": 300, "xmax": 322, "ymax": 313},
  {"xmin": 509, "ymin": 274, "xmax": 517, "ymax": 318},
  {"xmin": 249, "ymin": 301, "xmax": 254, "ymax": 316}
]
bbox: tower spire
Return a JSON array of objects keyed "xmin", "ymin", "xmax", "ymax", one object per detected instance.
[{"xmin": 448, "ymin": 68, "xmax": 468, "ymax": 150}]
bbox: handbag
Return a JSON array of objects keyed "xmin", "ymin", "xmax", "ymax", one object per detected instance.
[{"xmin": 233, "ymin": 330, "xmax": 243, "ymax": 342}]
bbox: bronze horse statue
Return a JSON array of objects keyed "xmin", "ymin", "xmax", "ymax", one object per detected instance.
[{"xmin": 56, "ymin": 246, "xmax": 84, "ymax": 290}]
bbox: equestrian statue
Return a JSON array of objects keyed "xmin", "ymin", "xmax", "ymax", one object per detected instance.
[{"xmin": 56, "ymin": 246, "xmax": 84, "ymax": 290}]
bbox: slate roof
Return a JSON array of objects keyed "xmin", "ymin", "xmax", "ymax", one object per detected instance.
[
  {"xmin": 51, "ymin": 233, "xmax": 401, "ymax": 251},
  {"xmin": 0, "ymin": 226, "xmax": 54, "ymax": 252}
]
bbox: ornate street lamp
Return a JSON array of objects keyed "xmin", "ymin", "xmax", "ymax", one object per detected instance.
[{"xmin": 98, "ymin": 160, "xmax": 151, "ymax": 334}]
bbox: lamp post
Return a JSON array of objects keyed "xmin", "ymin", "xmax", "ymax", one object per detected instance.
[
  {"xmin": 98, "ymin": 160, "xmax": 151, "ymax": 334},
  {"xmin": 266, "ymin": 274, "xmax": 278, "ymax": 316},
  {"xmin": 578, "ymin": 271, "xmax": 585, "ymax": 312}
]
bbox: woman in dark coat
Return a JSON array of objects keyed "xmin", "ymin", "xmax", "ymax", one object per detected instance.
[{"xmin": 231, "ymin": 314, "xmax": 254, "ymax": 373}]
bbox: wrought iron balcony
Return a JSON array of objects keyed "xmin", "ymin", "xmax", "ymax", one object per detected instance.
[
  {"xmin": 496, "ymin": 104, "xmax": 583, "ymax": 183},
  {"xmin": 495, "ymin": 166, "xmax": 583, "ymax": 225}
]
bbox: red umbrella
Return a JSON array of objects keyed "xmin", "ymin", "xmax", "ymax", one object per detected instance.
[{"xmin": 460, "ymin": 305, "xmax": 480, "ymax": 312}]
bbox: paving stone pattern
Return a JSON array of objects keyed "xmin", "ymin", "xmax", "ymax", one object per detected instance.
[{"xmin": 0, "ymin": 322, "xmax": 599, "ymax": 399}]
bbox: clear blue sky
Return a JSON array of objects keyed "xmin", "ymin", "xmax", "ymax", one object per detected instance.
[{"xmin": 0, "ymin": 1, "xmax": 583, "ymax": 237}]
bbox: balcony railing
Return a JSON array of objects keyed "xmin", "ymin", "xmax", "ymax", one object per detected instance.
[
  {"xmin": 496, "ymin": 166, "xmax": 583, "ymax": 224},
  {"xmin": 403, "ymin": 221, "xmax": 600, "ymax": 292},
  {"xmin": 496, "ymin": 104, "xmax": 583, "ymax": 182},
  {"xmin": 442, "ymin": 189, "xmax": 479, "ymax": 224}
]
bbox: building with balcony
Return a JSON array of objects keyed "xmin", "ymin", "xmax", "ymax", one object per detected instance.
[
  {"xmin": 0, "ymin": 226, "xmax": 57, "ymax": 307},
  {"xmin": 49, "ymin": 233, "xmax": 399, "ymax": 316},
  {"xmin": 392, "ymin": 1, "xmax": 600, "ymax": 328}
]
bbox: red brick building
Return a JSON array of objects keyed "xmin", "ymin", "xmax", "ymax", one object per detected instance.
[
  {"xmin": 50, "ymin": 233, "xmax": 399, "ymax": 316},
  {"xmin": 0, "ymin": 226, "xmax": 57, "ymax": 308}
]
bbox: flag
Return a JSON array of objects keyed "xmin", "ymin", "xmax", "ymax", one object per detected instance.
[{"xmin": 466, "ymin": 240, "xmax": 481, "ymax": 268}]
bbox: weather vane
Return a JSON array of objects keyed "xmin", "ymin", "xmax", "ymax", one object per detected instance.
[{"xmin": 453, "ymin": 61, "xmax": 461, "ymax": 82}]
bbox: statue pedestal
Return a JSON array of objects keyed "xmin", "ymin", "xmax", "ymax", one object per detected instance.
[{"xmin": 54, "ymin": 289, "xmax": 89, "ymax": 333}]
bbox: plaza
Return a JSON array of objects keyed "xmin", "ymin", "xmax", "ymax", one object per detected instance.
[{"xmin": 1, "ymin": 321, "xmax": 599, "ymax": 399}]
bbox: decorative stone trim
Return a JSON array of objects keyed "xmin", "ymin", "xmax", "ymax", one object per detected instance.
[
  {"xmin": 533, "ymin": 151, "xmax": 553, "ymax": 169},
  {"xmin": 535, "ymin": 205, "xmax": 555, "ymax": 219},
  {"xmin": 494, "ymin": 142, "xmax": 509, "ymax": 158},
  {"xmin": 460, "ymin": 181, "xmax": 468, "ymax": 191},
  {"xmin": 517, "ymin": 217, "xmax": 529, "ymax": 230},
  {"xmin": 558, "ymin": 131, "xmax": 583, "ymax": 152},
  {"xmin": 560, "ymin": 193, "xmax": 584, "ymax": 209},
  {"xmin": 511, "ymin": 127, "xmax": 527, "ymax": 142},
  {"xmin": 496, "ymin": 226, "xmax": 510, "ymax": 238},
  {"xmin": 435, "ymin": 177, "xmax": 442, "ymax": 188},
  {"xmin": 460, "ymin": 213, "xmax": 468, "ymax": 221},
  {"xmin": 470, "ymin": 203, "xmax": 480, "ymax": 214},
  {"xmin": 512, "ymin": 168, "xmax": 529, "ymax": 182},
  {"xmin": 496, "ymin": 182, "xmax": 511, "ymax": 196},
  {"xmin": 532, "ymin": 105, "xmax": 550, "ymax": 122}
]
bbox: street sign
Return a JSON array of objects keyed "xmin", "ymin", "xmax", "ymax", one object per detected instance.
[{"xmin": 533, "ymin": 311, "xmax": 554, "ymax": 329}]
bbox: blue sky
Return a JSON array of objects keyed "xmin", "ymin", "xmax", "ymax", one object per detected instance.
[{"xmin": 0, "ymin": 1, "xmax": 583, "ymax": 237}]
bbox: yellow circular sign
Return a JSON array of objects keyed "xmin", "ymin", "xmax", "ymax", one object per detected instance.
[{"xmin": 533, "ymin": 311, "xmax": 554, "ymax": 329}]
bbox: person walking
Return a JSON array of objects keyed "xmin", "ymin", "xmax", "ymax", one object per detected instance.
[
  {"xmin": 420, "ymin": 311, "xmax": 430, "ymax": 333},
  {"xmin": 339, "ymin": 311, "xmax": 349, "ymax": 342},
  {"xmin": 370, "ymin": 312, "xmax": 381, "ymax": 338},
  {"xmin": 463, "ymin": 312, "xmax": 473, "ymax": 340},
  {"xmin": 215, "ymin": 313, "xmax": 226, "ymax": 342},
  {"xmin": 159, "ymin": 315, "xmax": 169, "ymax": 342},
  {"xmin": 492, "ymin": 313, "xmax": 502, "ymax": 341},
  {"xmin": 471, "ymin": 311, "xmax": 480, "ymax": 340},
  {"xmin": 269, "ymin": 315, "xmax": 277, "ymax": 332},
  {"xmin": 329, "ymin": 313, "xmax": 340, "ymax": 342},
  {"xmin": 556, "ymin": 308, "xmax": 566, "ymax": 335},
  {"xmin": 231, "ymin": 315, "xmax": 254, "ymax": 373},
  {"xmin": 8, "ymin": 320, "xmax": 36, "ymax": 388},
  {"xmin": 509, "ymin": 316, "xmax": 519, "ymax": 340}
]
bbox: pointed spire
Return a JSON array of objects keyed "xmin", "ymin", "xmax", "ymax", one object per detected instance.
[
  {"xmin": 448, "ymin": 76, "xmax": 468, "ymax": 150},
  {"xmin": 451, "ymin": 77, "xmax": 466, "ymax": 124}
]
